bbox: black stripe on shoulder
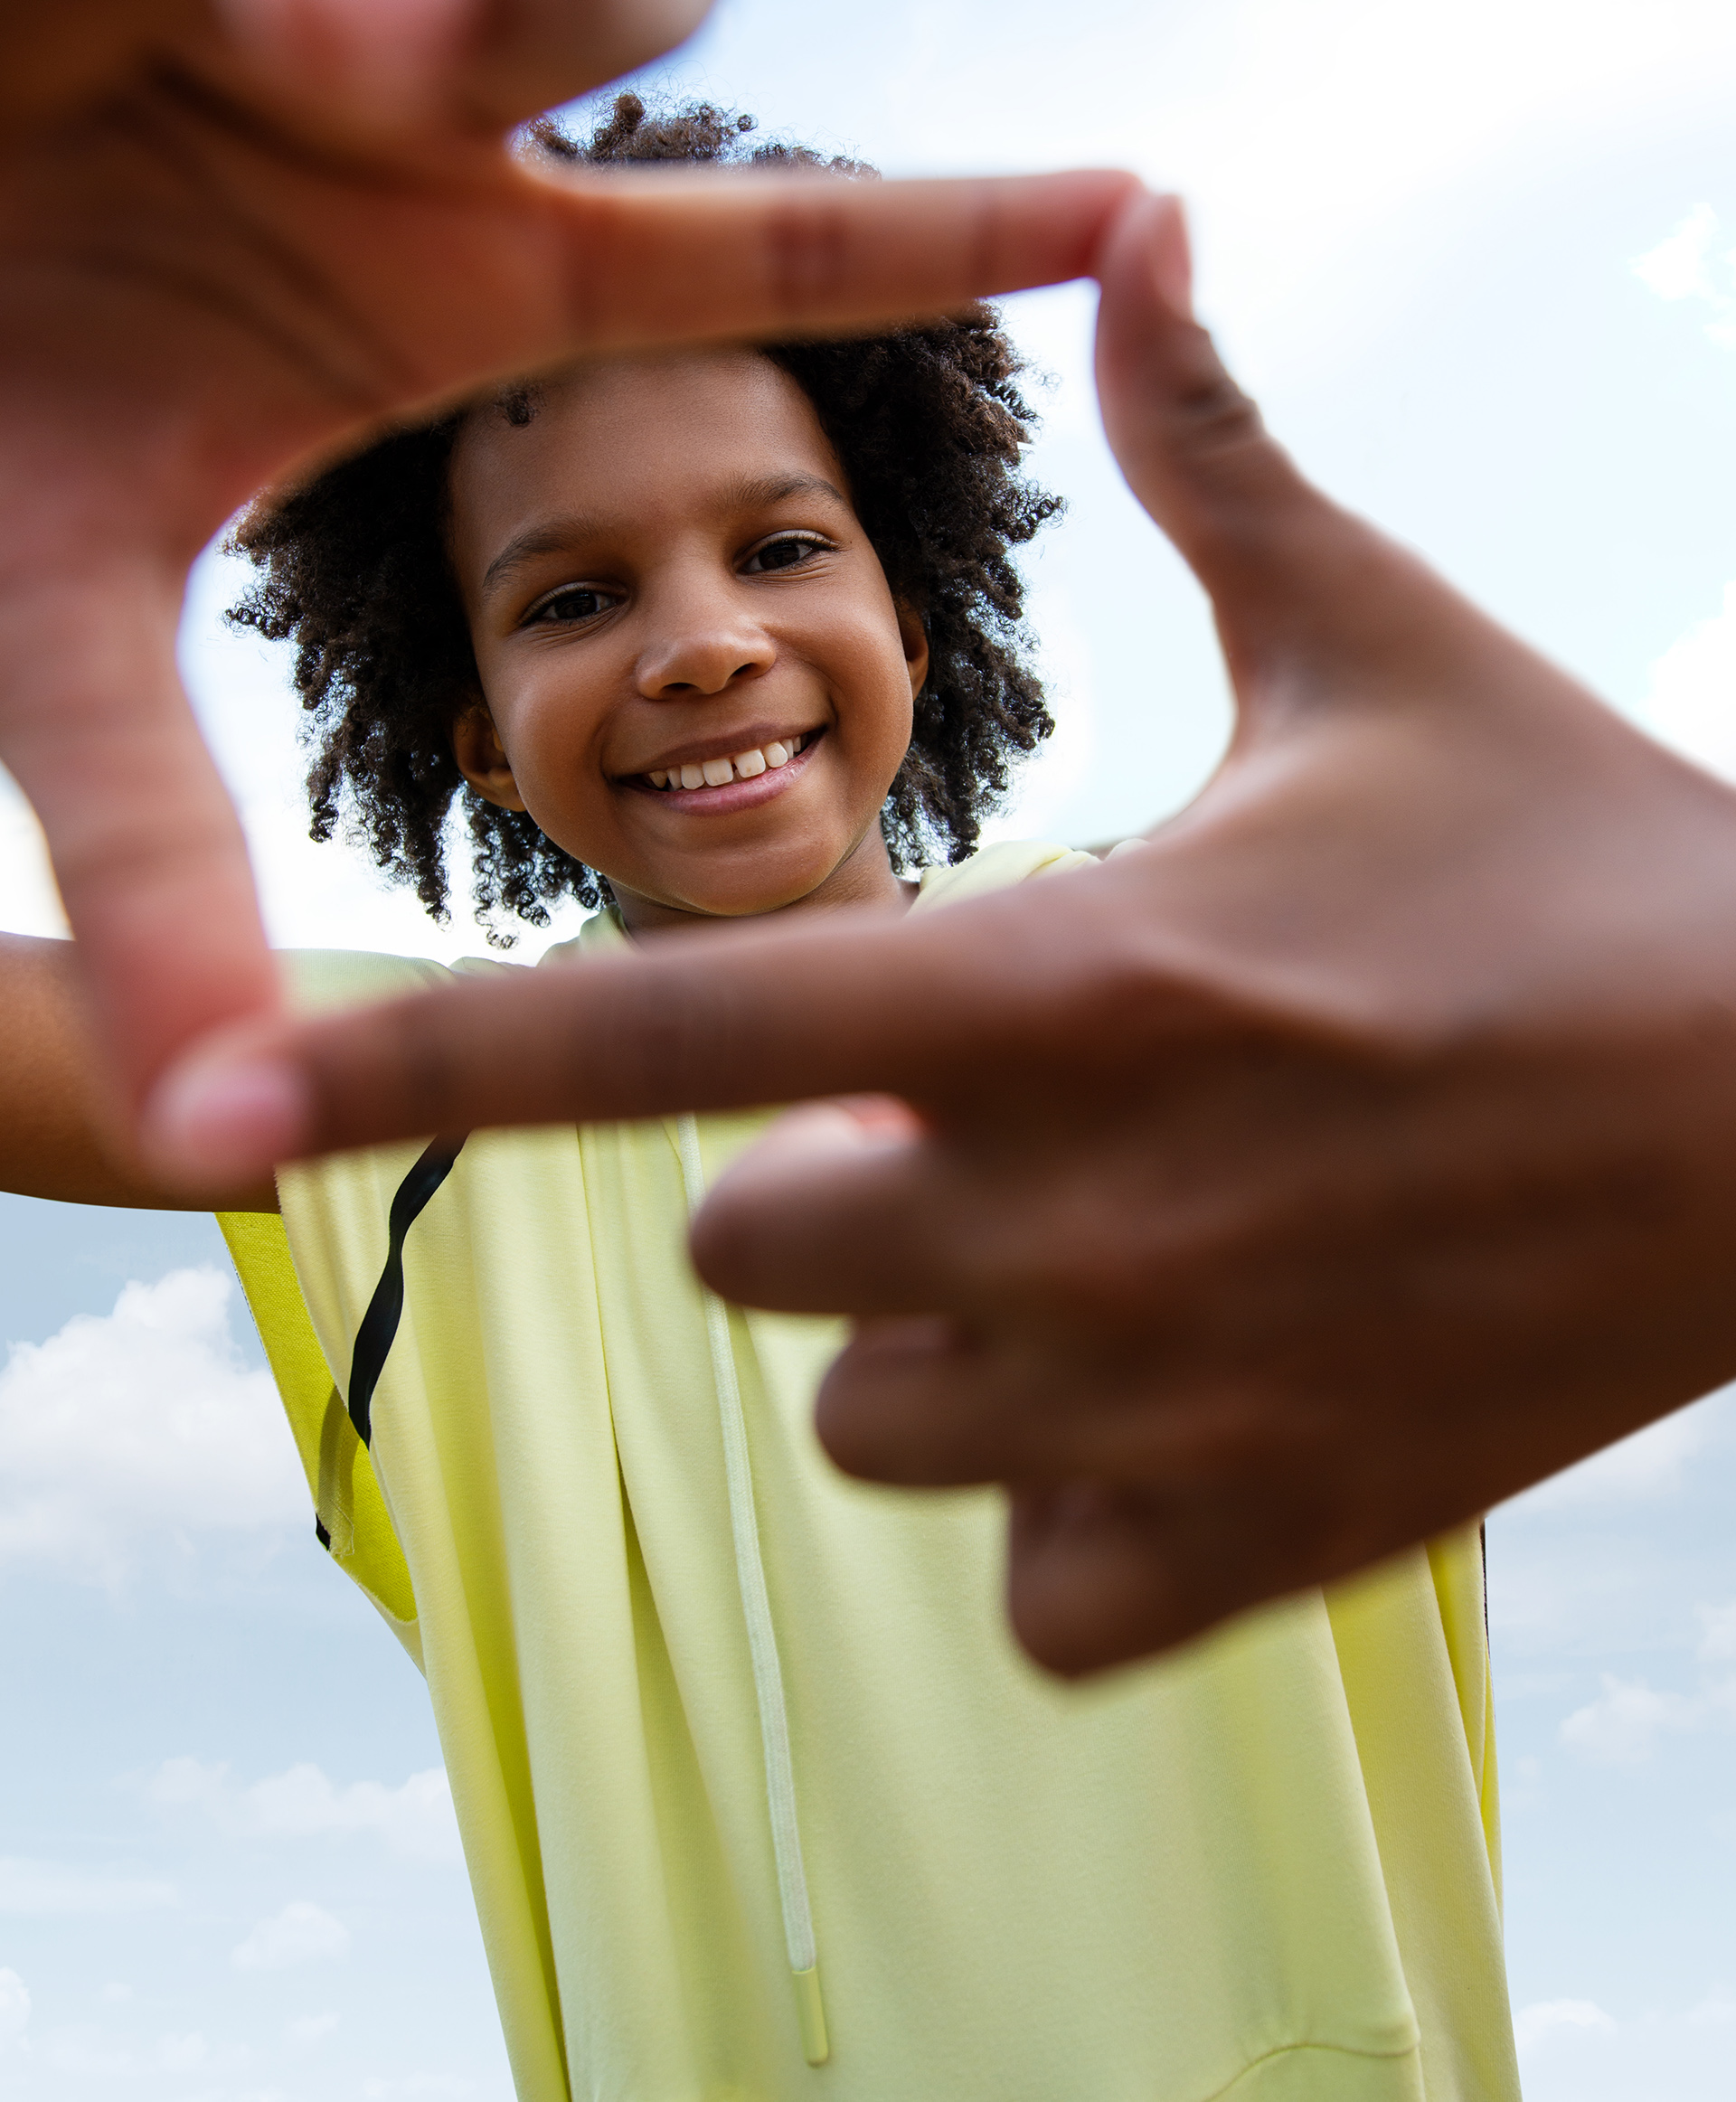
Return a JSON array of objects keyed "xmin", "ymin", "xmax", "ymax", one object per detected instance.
[{"xmin": 345, "ymin": 1134, "xmax": 467, "ymax": 1447}]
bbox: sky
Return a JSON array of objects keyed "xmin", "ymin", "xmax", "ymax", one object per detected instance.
[{"xmin": 7, "ymin": 0, "xmax": 1736, "ymax": 2094}]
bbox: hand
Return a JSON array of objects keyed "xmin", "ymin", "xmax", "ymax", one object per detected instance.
[
  {"xmin": 183, "ymin": 192, "xmax": 1736, "ymax": 1673},
  {"xmin": 0, "ymin": 0, "xmax": 1135, "ymax": 1156},
  {"xmin": 0, "ymin": 0, "xmax": 709, "ymax": 146}
]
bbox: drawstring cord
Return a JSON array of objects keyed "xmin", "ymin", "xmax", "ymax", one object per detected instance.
[{"xmin": 675, "ymin": 1115, "xmax": 829, "ymax": 2069}]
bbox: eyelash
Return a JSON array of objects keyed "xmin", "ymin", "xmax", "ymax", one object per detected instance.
[
  {"xmin": 522, "ymin": 534, "xmax": 833, "ymax": 628},
  {"xmin": 741, "ymin": 532, "xmax": 832, "ymax": 574},
  {"xmin": 525, "ymin": 583, "xmax": 617, "ymax": 626}
]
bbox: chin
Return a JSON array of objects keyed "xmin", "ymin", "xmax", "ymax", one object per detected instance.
[
  {"xmin": 685, "ymin": 887, "xmax": 823, "ymax": 919},
  {"xmin": 666, "ymin": 854, "xmax": 843, "ymax": 920}
]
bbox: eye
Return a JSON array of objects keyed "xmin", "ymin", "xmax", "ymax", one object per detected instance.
[
  {"xmin": 741, "ymin": 533, "xmax": 831, "ymax": 576},
  {"xmin": 524, "ymin": 582, "xmax": 618, "ymax": 627}
]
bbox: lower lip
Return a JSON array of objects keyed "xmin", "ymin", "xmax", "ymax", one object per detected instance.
[{"xmin": 623, "ymin": 731, "xmax": 824, "ymax": 816}]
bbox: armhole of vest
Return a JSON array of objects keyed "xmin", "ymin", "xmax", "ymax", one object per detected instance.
[{"xmin": 218, "ymin": 1210, "xmax": 423, "ymax": 1669}]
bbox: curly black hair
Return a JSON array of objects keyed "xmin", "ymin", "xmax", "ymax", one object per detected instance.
[{"xmin": 227, "ymin": 93, "xmax": 1060, "ymax": 939}]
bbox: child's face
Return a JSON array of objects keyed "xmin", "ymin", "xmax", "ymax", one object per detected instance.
[{"xmin": 445, "ymin": 350, "xmax": 928, "ymax": 933}]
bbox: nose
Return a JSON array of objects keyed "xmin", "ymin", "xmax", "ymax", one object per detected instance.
[{"xmin": 636, "ymin": 570, "xmax": 775, "ymax": 699}]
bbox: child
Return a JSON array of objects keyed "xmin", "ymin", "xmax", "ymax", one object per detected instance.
[{"xmin": 5, "ymin": 96, "xmax": 1517, "ymax": 2102}]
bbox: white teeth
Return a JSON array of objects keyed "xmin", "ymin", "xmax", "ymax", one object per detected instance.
[{"xmin": 651, "ymin": 735, "xmax": 812, "ymax": 789}]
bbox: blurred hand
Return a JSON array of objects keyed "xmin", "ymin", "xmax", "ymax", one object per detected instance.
[
  {"xmin": 182, "ymin": 191, "xmax": 1736, "ymax": 1673},
  {"xmin": 0, "ymin": 0, "xmax": 1134, "ymax": 1150}
]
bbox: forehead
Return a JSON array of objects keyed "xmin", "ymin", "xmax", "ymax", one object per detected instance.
[{"xmin": 447, "ymin": 350, "xmax": 844, "ymax": 560}]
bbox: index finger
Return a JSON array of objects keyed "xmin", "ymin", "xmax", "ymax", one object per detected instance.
[{"xmin": 142, "ymin": 866, "xmax": 1153, "ymax": 1182}]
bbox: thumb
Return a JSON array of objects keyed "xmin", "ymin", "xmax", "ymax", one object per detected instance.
[
  {"xmin": 0, "ymin": 566, "xmax": 280, "ymax": 1130},
  {"xmin": 1092, "ymin": 192, "xmax": 1380, "ymax": 691}
]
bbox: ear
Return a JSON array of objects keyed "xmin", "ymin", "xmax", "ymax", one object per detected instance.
[
  {"xmin": 896, "ymin": 603, "xmax": 930, "ymax": 701},
  {"xmin": 452, "ymin": 702, "xmax": 528, "ymax": 811}
]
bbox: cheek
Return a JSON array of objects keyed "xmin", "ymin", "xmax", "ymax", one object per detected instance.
[
  {"xmin": 863, "ymin": 662, "xmax": 918, "ymax": 791},
  {"xmin": 827, "ymin": 609, "xmax": 918, "ymax": 756},
  {"xmin": 486, "ymin": 663, "xmax": 610, "ymax": 798}
]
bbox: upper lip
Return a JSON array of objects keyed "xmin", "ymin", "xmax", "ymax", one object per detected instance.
[{"xmin": 618, "ymin": 722, "xmax": 822, "ymax": 779}]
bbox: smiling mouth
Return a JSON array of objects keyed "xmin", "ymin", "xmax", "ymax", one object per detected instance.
[{"xmin": 637, "ymin": 729, "xmax": 817, "ymax": 794}]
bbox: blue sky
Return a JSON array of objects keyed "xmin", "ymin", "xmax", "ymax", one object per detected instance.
[{"xmin": 7, "ymin": 0, "xmax": 1736, "ymax": 2093}]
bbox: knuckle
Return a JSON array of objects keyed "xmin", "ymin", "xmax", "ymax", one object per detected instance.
[
  {"xmin": 1046, "ymin": 920, "xmax": 1253, "ymax": 1064},
  {"xmin": 381, "ymin": 995, "xmax": 467, "ymax": 1130},
  {"xmin": 1166, "ymin": 344, "xmax": 1266, "ymax": 464},
  {"xmin": 759, "ymin": 192, "xmax": 854, "ymax": 319},
  {"xmin": 560, "ymin": 966, "xmax": 725, "ymax": 1118}
]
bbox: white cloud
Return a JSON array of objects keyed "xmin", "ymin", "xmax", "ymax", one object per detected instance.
[
  {"xmin": 42, "ymin": 2032, "xmax": 135, "ymax": 2076},
  {"xmin": 1514, "ymin": 1997, "xmax": 1618, "ymax": 2052},
  {"xmin": 1634, "ymin": 202, "xmax": 1722, "ymax": 302},
  {"xmin": 1698, "ymin": 1600, "xmax": 1736, "ymax": 1661},
  {"xmin": 0, "ymin": 1268, "xmax": 305, "ymax": 1582},
  {"xmin": 1639, "ymin": 582, "xmax": 1736, "ymax": 782},
  {"xmin": 1632, "ymin": 204, "xmax": 1736, "ymax": 348},
  {"xmin": 0, "ymin": 1967, "xmax": 28, "ymax": 2052},
  {"xmin": 287, "ymin": 2011, "xmax": 340, "ymax": 2047},
  {"xmin": 1548, "ymin": 1597, "xmax": 1736, "ymax": 1764},
  {"xmin": 231, "ymin": 1901, "xmax": 350, "ymax": 1973},
  {"xmin": 1690, "ymin": 1984, "xmax": 1736, "ymax": 2025},
  {"xmin": 147, "ymin": 1757, "xmax": 460, "ymax": 1863},
  {"xmin": 0, "ymin": 1858, "xmax": 176, "ymax": 1917},
  {"xmin": 156, "ymin": 2030, "xmax": 208, "ymax": 2072},
  {"xmin": 1560, "ymin": 1673, "xmax": 1700, "ymax": 1764}
]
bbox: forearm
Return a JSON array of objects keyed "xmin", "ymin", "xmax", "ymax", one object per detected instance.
[{"xmin": 0, "ymin": 933, "xmax": 275, "ymax": 1210}]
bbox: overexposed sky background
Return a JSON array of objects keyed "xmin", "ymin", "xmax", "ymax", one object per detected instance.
[{"xmin": 9, "ymin": 0, "xmax": 1736, "ymax": 2094}]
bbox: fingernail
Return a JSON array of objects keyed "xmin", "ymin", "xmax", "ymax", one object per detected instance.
[{"xmin": 141, "ymin": 1056, "xmax": 311, "ymax": 1189}]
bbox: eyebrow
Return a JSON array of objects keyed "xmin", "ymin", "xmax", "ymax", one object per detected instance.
[{"xmin": 478, "ymin": 472, "xmax": 850, "ymax": 597}]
